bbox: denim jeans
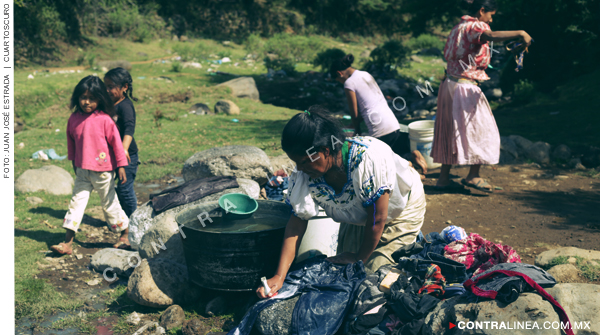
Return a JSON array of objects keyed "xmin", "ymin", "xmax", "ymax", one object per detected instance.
[
  {"xmin": 229, "ymin": 256, "xmax": 367, "ymax": 335},
  {"xmin": 116, "ymin": 152, "xmax": 138, "ymax": 218}
]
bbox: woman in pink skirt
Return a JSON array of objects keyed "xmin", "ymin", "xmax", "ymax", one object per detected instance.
[{"xmin": 432, "ymin": 0, "xmax": 532, "ymax": 192}]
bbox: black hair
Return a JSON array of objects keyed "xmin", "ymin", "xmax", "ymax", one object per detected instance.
[
  {"xmin": 464, "ymin": 0, "xmax": 498, "ymax": 14},
  {"xmin": 70, "ymin": 75, "xmax": 115, "ymax": 118},
  {"xmin": 329, "ymin": 54, "xmax": 355, "ymax": 78},
  {"xmin": 104, "ymin": 67, "xmax": 138, "ymax": 102},
  {"xmin": 281, "ymin": 105, "xmax": 347, "ymax": 162}
]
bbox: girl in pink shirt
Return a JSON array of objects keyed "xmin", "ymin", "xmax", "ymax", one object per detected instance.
[
  {"xmin": 431, "ymin": 0, "xmax": 532, "ymax": 193},
  {"xmin": 51, "ymin": 76, "xmax": 131, "ymax": 255}
]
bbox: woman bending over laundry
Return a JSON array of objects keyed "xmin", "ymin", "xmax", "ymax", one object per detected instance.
[{"xmin": 257, "ymin": 106, "xmax": 426, "ymax": 298}]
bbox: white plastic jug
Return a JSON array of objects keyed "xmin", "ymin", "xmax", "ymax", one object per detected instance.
[
  {"xmin": 408, "ymin": 120, "xmax": 441, "ymax": 169},
  {"xmin": 296, "ymin": 209, "xmax": 340, "ymax": 263}
]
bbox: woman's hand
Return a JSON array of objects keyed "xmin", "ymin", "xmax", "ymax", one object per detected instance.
[
  {"xmin": 125, "ymin": 152, "xmax": 131, "ymax": 164},
  {"xmin": 256, "ymin": 274, "xmax": 284, "ymax": 299},
  {"xmin": 118, "ymin": 167, "xmax": 127, "ymax": 184},
  {"xmin": 326, "ymin": 252, "xmax": 360, "ymax": 265},
  {"xmin": 519, "ymin": 31, "xmax": 533, "ymax": 48}
]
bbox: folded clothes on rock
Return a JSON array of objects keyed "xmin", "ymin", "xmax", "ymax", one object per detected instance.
[
  {"xmin": 417, "ymin": 264, "xmax": 446, "ymax": 297},
  {"xmin": 229, "ymin": 256, "xmax": 366, "ymax": 335},
  {"xmin": 444, "ymin": 233, "xmax": 521, "ymax": 277}
]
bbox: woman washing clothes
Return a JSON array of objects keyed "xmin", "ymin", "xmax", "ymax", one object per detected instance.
[
  {"xmin": 330, "ymin": 54, "xmax": 428, "ymax": 178},
  {"xmin": 257, "ymin": 106, "xmax": 426, "ymax": 299},
  {"xmin": 432, "ymin": 0, "xmax": 532, "ymax": 192}
]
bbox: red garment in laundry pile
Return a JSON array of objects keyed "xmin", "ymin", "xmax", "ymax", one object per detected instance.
[{"xmin": 444, "ymin": 233, "xmax": 521, "ymax": 277}]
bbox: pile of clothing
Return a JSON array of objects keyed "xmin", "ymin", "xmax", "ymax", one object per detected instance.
[{"xmin": 229, "ymin": 226, "xmax": 572, "ymax": 335}]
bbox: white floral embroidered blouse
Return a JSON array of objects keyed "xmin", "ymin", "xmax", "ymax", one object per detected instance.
[{"xmin": 284, "ymin": 136, "xmax": 414, "ymax": 226}]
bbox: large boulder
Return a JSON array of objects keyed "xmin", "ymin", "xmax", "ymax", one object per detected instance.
[
  {"xmin": 552, "ymin": 144, "xmax": 571, "ymax": 161},
  {"xmin": 91, "ymin": 248, "xmax": 141, "ymax": 278},
  {"xmin": 214, "ymin": 100, "xmax": 240, "ymax": 115},
  {"xmin": 535, "ymin": 247, "xmax": 600, "ymax": 268},
  {"xmin": 500, "ymin": 136, "xmax": 519, "ymax": 164},
  {"xmin": 216, "ymin": 77, "xmax": 260, "ymax": 101},
  {"xmin": 425, "ymin": 293, "xmax": 561, "ymax": 335},
  {"xmin": 138, "ymin": 213, "xmax": 186, "ymax": 265},
  {"xmin": 547, "ymin": 264, "xmax": 581, "ymax": 283},
  {"xmin": 269, "ymin": 155, "xmax": 295, "ymax": 175},
  {"xmin": 127, "ymin": 258, "xmax": 201, "ymax": 308},
  {"xmin": 129, "ymin": 178, "xmax": 259, "ymax": 250},
  {"xmin": 526, "ymin": 141, "xmax": 552, "ymax": 164},
  {"xmin": 15, "ymin": 165, "xmax": 74, "ymax": 195},
  {"xmin": 546, "ymin": 283, "xmax": 600, "ymax": 335},
  {"xmin": 255, "ymin": 296, "xmax": 299, "ymax": 335},
  {"xmin": 182, "ymin": 146, "xmax": 272, "ymax": 185},
  {"xmin": 508, "ymin": 135, "xmax": 533, "ymax": 156}
]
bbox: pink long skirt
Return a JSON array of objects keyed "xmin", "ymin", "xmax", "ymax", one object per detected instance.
[{"xmin": 431, "ymin": 78, "xmax": 500, "ymax": 165}]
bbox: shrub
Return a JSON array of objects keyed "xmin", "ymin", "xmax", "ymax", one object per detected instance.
[
  {"xmin": 405, "ymin": 34, "xmax": 445, "ymax": 51},
  {"xmin": 171, "ymin": 62, "xmax": 183, "ymax": 73},
  {"xmin": 172, "ymin": 43, "xmax": 195, "ymax": 61},
  {"xmin": 364, "ymin": 40, "xmax": 410, "ymax": 72},
  {"xmin": 513, "ymin": 79, "xmax": 535, "ymax": 103},
  {"xmin": 313, "ymin": 48, "xmax": 346, "ymax": 73},
  {"xmin": 244, "ymin": 33, "xmax": 264, "ymax": 55},
  {"xmin": 263, "ymin": 33, "xmax": 324, "ymax": 72}
]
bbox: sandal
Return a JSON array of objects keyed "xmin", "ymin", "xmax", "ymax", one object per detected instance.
[
  {"xmin": 50, "ymin": 242, "xmax": 72, "ymax": 255},
  {"xmin": 113, "ymin": 240, "xmax": 132, "ymax": 250},
  {"xmin": 461, "ymin": 179, "xmax": 494, "ymax": 193}
]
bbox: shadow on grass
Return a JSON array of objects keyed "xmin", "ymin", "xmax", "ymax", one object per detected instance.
[
  {"xmin": 29, "ymin": 207, "xmax": 67, "ymax": 220},
  {"xmin": 507, "ymin": 189, "xmax": 600, "ymax": 230}
]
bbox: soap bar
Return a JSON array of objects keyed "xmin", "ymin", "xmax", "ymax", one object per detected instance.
[{"xmin": 379, "ymin": 268, "xmax": 405, "ymax": 293}]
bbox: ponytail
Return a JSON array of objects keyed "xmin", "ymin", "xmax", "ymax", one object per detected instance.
[
  {"xmin": 329, "ymin": 54, "xmax": 355, "ymax": 78},
  {"xmin": 104, "ymin": 67, "xmax": 138, "ymax": 102}
]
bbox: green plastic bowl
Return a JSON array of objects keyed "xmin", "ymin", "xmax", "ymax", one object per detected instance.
[{"xmin": 218, "ymin": 193, "xmax": 259, "ymax": 219}]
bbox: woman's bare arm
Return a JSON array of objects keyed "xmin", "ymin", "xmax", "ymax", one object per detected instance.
[{"xmin": 481, "ymin": 30, "xmax": 532, "ymax": 46}]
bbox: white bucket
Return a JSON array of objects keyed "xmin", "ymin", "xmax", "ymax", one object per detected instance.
[
  {"xmin": 296, "ymin": 209, "xmax": 340, "ymax": 263},
  {"xmin": 408, "ymin": 120, "xmax": 441, "ymax": 169}
]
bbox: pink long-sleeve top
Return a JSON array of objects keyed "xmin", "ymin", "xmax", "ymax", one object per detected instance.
[{"xmin": 67, "ymin": 110, "xmax": 128, "ymax": 172}]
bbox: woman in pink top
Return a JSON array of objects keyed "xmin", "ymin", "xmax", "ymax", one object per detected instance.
[
  {"xmin": 431, "ymin": 0, "xmax": 532, "ymax": 193},
  {"xmin": 51, "ymin": 76, "xmax": 131, "ymax": 255}
]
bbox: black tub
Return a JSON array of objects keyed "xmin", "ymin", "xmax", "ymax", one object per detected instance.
[{"xmin": 176, "ymin": 200, "xmax": 290, "ymax": 291}]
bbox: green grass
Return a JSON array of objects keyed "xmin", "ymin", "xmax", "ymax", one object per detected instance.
[{"xmin": 547, "ymin": 256, "xmax": 600, "ymax": 282}]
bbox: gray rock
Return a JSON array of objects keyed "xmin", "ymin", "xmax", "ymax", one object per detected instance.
[
  {"xmin": 410, "ymin": 55, "xmax": 424, "ymax": 63},
  {"xmin": 255, "ymin": 296, "xmax": 299, "ymax": 335},
  {"xmin": 214, "ymin": 100, "xmax": 240, "ymax": 115},
  {"xmin": 183, "ymin": 319, "xmax": 208, "ymax": 335},
  {"xmin": 216, "ymin": 77, "xmax": 260, "ymax": 101},
  {"xmin": 484, "ymin": 88, "xmax": 503, "ymax": 100},
  {"xmin": 269, "ymin": 155, "xmax": 295, "ymax": 175},
  {"xmin": 526, "ymin": 141, "xmax": 552, "ymax": 164},
  {"xmin": 547, "ymin": 264, "xmax": 581, "ymax": 283},
  {"xmin": 569, "ymin": 158, "xmax": 584, "ymax": 169},
  {"xmin": 139, "ymin": 213, "xmax": 186, "ymax": 265},
  {"xmin": 535, "ymin": 247, "xmax": 600, "ymax": 267},
  {"xmin": 379, "ymin": 79, "xmax": 401, "ymax": 96},
  {"xmin": 97, "ymin": 60, "xmax": 132, "ymax": 71},
  {"xmin": 581, "ymin": 147, "xmax": 600, "ymax": 169},
  {"xmin": 426, "ymin": 293, "xmax": 561, "ymax": 335},
  {"xmin": 160, "ymin": 305, "xmax": 185, "ymax": 331},
  {"xmin": 509, "ymin": 135, "xmax": 533, "ymax": 155},
  {"xmin": 91, "ymin": 248, "xmax": 141, "ymax": 278},
  {"xmin": 182, "ymin": 146, "xmax": 272, "ymax": 185},
  {"xmin": 127, "ymin": 258, "xmax": 201, "ymax": 308},
  {"xmin": 189, "ymin": 103, "xmax": 212, "ymax": 115},
  {"xmin": 129, "ymin": 178, "xmax": 259, "ymax": 250},
  {"xmin": 26, "ymin": 196, "xmax": 44, "ymax": 205},
  {"xmin": 547, "ymin": 284, "xmax": 600, "ymax": 335},
  {"xmin": 500, "ymin": 136, "xmax": 519, "ymax": 163},
  {"xmin": 552, "ymin": 144, "xmax": 571, "ymax": 161},
  {"xmin": 15, "ymin": 165, "xmax": 74, "ymax": 195}
]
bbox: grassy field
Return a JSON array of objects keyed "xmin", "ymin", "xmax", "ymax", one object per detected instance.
[{"xmin": 14, "ymin": 34, "xmax": 600, "ymax": 331}]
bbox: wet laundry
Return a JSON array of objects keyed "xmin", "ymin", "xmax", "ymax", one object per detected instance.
[
  {"xmin": 229, "ymin": 256, "xmax": 366, "ymax": 335},
  {"xmin": 265, "ymin": 175, "xmax": 289, "ymax": 201},
  {"xmin": 149, "ymin": 176, "xmax": 238, "ymax": 214},
  {"xmin": 444, "ymin": 233, "xmax": 521, "ymax": 277}
]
